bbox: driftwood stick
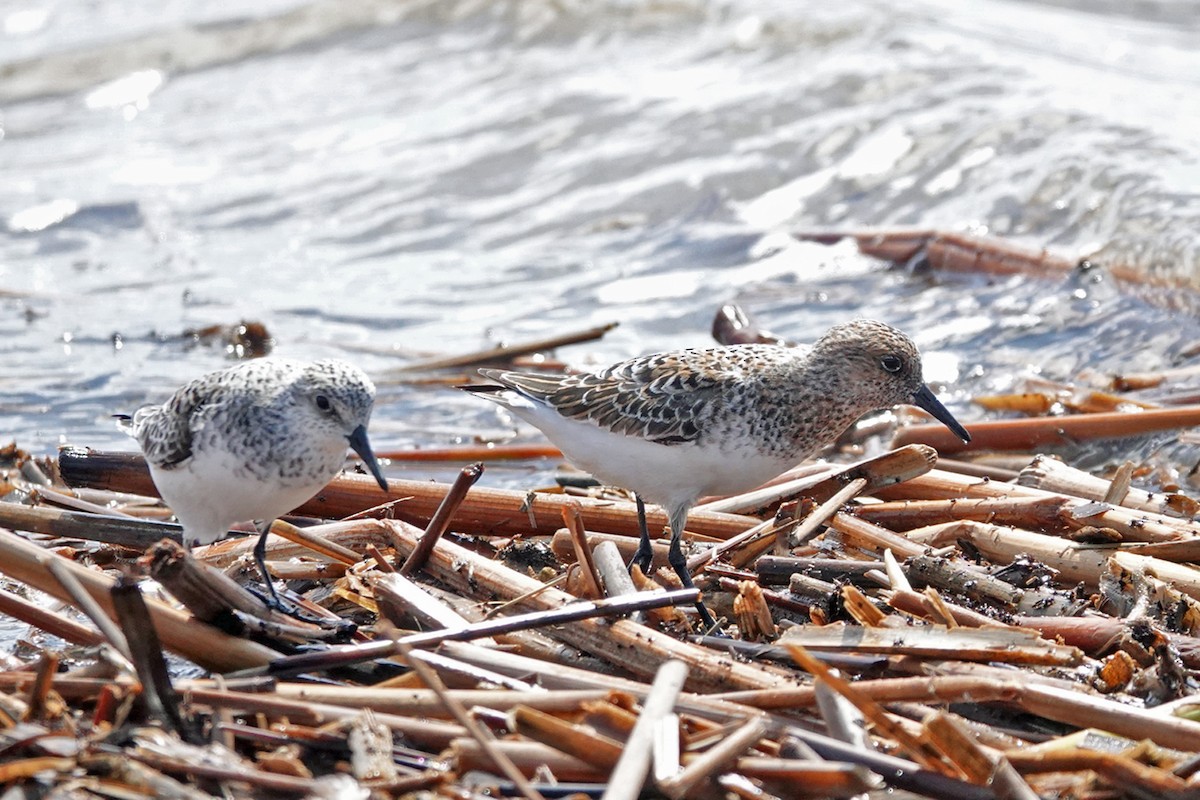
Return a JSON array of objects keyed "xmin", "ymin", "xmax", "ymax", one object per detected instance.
[
  {"xmin": 386, "ymin": 322, "xmax": 618, "ymax": 374},
  {"xmin": 147, "ymin": 538, "xmax": 276, "ymax": 622},
  {"xmin": 185, "ymin": 687, "xmax": 467, "ymax": 749},
  {"xmin": 232, "ymin": 587, "xmax": 700, "ymax": 678},
  {"xmin": 658, "ymin": 716, "xmax": 767, "ymax": 800},
  {"xmin": 794, "ymin": 478, "xmax": 868, "ymax": 546},
  {"xmin": 827, "ymin": 513, "xmax": 927, "ymax": 559},
  {"xmin": 0, "ymin": 527, "xmax": 279, "ymax": 672},
  {"xmin": 0, "ymin": 585, "xmax": 105, "ymax": 647},
  {"xmin": 399, "ymin": 643, "xmax": 547, "ymax": 800},
  {"xmin": 593, "ymin": 540, "xmax": 638, "ymax": 598},
  {"xmin": 262, "ymin": 685, "xmax": 614, "ymax": 717},
  {"xmin": 58, "ymin": 449, "xmax": 756, "ymax": 541},
  {"xmin": 509, "ymin": 704, "xmax": 624, "ymax": 771},
  {"xmin": 266, "ymin": 519, "xmax": 361, "ymax": 565},
  {"xmin": 401, "ymin": 462, "xmax": 483, "ymax": 576},
  {"xmin": 871, "ymin": 468, "xmax": 1200, "ymax": 543},
  {"xmin": 109, "ymin": 577, "xmax": 193, "ymax": 741},
  {"xmin": 371, "ymin": 571, "xmax": 483, "ymax": 634},
  {"xmin": 601, "ymin": 660, "xmax": 688, "ymax": 800},
  {"xmin": 893, "ymin": 406, "xmax": 1200, "ymax": 454},
  {"xmin": 0, "ymin": 499, "xmax": 181, "ymax": 547},
  {"xmin": 1018, "ymin": 455, "xmax": 1199, "ymax": 518},
  {"xmin": 910, "ymin": 520, "xmax": 1200, "ymax": 598}
]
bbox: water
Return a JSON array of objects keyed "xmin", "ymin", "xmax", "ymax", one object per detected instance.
[{"xmin": 3, "ymin": 0, "xmax": 1200, "ymax": 489}]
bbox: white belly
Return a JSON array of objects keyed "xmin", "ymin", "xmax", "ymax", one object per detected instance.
[
  {"xmin": 149, "ymin": 447, "xmax": 335, "ymax": 546},
  {"xmin": 512, "ymin": 402, "xmax": 797, "ymax": 512}
]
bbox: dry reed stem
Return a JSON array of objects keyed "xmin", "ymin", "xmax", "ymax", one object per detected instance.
[
  {"xmin": 400, "ymin": 461, "xmax": 482, "ymax": 576},
  {"xmin": 0, "ymin": 528, "xmax": 278, "ymax": 672},
  {"xmin": 658, "ymin": 715, "xmax": 767, "ymax": 799},
  {"xmin": 895, "ymin": 406, "xmax": 1200, "ymax": 453},
  {"xmin": 378, "ymin": 519, "xmax": 790, "ymax": 692},
  {"xmin": 57, "ymin": 448, "xmax": 757, "ymax": 541},
  {"xmin": 398, "ymin": 643, "xmax": 547, "ymax": 800},
  {"xmin": 0, "ymin": 585, "xmax": 105, "ymax": 647},
  {"xmin": 387, "ymin": 321, "xmax": 618, "ymax": 374},
  {"xmin": 1020, "ymin": 454, "xmax": 1200, "ymax": 518},
  {"xmin": 184, "ymin": 687, "xmax": 467, "ymax": 749},
  {"xmin": 601, "ymin": 659, "xmax": 688, "ymax": 800},
  {"xmin": 509, "ymin": 704, "xmax": 625, "ymax": 770}
]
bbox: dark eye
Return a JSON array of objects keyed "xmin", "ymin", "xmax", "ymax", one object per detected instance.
[
  {"xmin": 315, "ymin": 394, "xmax": 333, "ymax": 413},
  {"xmin": 880, "ymin": 355, "xmax": 903, "ymax": 373}
]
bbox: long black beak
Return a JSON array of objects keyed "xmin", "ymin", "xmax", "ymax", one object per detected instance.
[
  {"xmin": 911, "ymin": 384, "xmax": 971, "ymax": 444},
  {"xmin": 347, "ymin": 424, "xmax": 388, "ymax": 491}
]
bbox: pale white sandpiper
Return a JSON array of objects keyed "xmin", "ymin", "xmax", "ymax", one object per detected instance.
[{"xmin": 121, "ymin": 358, "xmax": 388, "ymax": 607}]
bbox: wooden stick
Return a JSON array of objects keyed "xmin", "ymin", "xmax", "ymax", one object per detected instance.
[
  {"xmin": 601, "ymin": 660, "xmax": 688, "ymax": 800},
  {"xmin": 58, "ymin": 449, "xmax": 757, "ymax": 541},
  {"xmin": 231, "ymin": 587, "xmax": 701, "ymax": 678},
  {"xmin": 398, "ymin": 644, "xmax": 546, "ymax": 800},
  {"xmin": 401, "ymin": 462, "xmax": 482, "ymax": 576},
  {"xmin": 0, "ymin": 499, "xmax": 181, "ymax": 548},
  {"xmin": 894, "ymin": 406, "xmax": 1200, "ymax": 453},
  {"xmin": 658, "ymin": 716, "xmax": 766, "ymax": 799},
  {"xmin": 0, "ymin": 527, "xmax": 279, "ymax": 672},
  {"xmin": 386, "ymin": 322, "xmax": 618, "ymax": 374},
  {"xmin": 0, "ymin": 585, "xmax": 105, "ymax": 647}
]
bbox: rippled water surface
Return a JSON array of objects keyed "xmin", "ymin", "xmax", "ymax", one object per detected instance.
[{"xmin": 3, "ymin": 0, "xmax": 1200, "ymax": 487}]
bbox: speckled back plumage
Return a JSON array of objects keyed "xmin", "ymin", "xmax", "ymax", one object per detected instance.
[
  {"xmin": 130, "ymin": 359, "xmax": 376, "ymax": 483},
  {"xmin": 126, "ymin": 358, "xmax": 381, "ymax": 547},
  {"xmin": 477, "ymin": 319, "xmax": 930, "ymax": 463}
]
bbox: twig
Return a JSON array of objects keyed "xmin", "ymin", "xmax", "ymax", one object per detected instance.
[
  {"xmin": 387, "ymin": 322, "xmax": 618, "ymax": 373},
  {"xmin": 563, "ymin": 500, "xmax": 603, "ymax": 599},
  {"xmin": 601, "ymin": 660, "xmax": 689, "ymax": 800},
  {"xmin": 230, "ymin": 587, "xmax": 700, "ymax": 679},
  {"xmin": 401, "ymin": 462, "xmax": 483, "ymax": 576},
  {"xmin": 397, "ymin": 643, "xmax": 547, "ymax": 800}
]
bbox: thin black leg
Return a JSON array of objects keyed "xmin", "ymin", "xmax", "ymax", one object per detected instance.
[
  {"xmin": 666, "ymin": 528, "xmax": 719, "ymax": 632},
  {"xmin": 629, "ymin": 495, "xmax": 654, "ymax": 574},
  {"xmin": 253, "ymin": 520, "xmax": 284, "ymax": 610}
]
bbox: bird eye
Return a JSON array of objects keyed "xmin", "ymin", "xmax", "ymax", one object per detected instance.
[
  {"xmin": 880, "ymin": 355, "xmax": 903, "ymax": 373},
  {"xmin": 315, "ymin": 394, "xmax": 333, "ymax": 413}
]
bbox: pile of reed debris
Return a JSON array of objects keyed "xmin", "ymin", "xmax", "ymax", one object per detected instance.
[
  {"xmin": 5, "ymin": 293, "xmax": 1200, "ymax": 798},
  {"xmin": 2, "ymin": 431, "xmax": 1200, "ymax": 799}
]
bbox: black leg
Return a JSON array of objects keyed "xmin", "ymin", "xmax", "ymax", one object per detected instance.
[
  {"xmin": 629, "ymin": 495, "xmax": 654, "ymax": 574},
  {"xmin": 253, "ymin": 520, "xmax": 284, "ymax": 610},
  {"xmin": 666, "ymin": 519, "xmax": 720, "ymax": 632}
]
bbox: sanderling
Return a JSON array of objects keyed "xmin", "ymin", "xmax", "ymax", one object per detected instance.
[
  {"xmin": 122, "ymin": 358, "xmax": 388, "ymax": 607},
  {"xmin": 462, "ymin": 319, "xmax": 970, "ymax": 629}
]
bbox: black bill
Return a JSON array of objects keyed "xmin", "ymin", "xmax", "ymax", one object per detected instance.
[
  {"xmin": 347, "ymin": 424, "xmax": 389, "ymax": 491},
  {"xmin": 911, "ymin": 384, "xmax": 971, "ymax": 444}
]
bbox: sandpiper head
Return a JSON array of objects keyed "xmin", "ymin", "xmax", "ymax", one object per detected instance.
[
  {"xmin": 294, "ymin": 360, "xmax": 389, "ymax": 490},
  {"xmin": 815, "ymin": 319, "xmax": 971, "ymax": 443}
]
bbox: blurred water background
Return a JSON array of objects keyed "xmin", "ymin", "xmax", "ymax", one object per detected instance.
[{"xmin": 3, "ymin": 0, "xmax": 1200, "ymax": 488}]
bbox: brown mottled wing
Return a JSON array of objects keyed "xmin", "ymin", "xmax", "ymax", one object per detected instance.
[{"xmin": 480, "ymin": 349, "xmax": 757, "ymax": 445}]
